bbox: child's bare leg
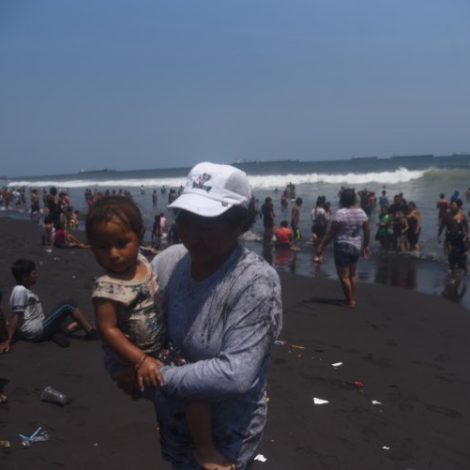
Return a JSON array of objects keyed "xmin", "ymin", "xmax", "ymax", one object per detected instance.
[
  {"xmin": 71, "ymin": 308, "xmax": 95, "ymax": 333},
  {"xmin": 186, "ymin": 401, "xmax": 233, "ymax": 470},
  {"xmin": 64, "ymin": 321, "xmax": 80, "ymax": 333}
]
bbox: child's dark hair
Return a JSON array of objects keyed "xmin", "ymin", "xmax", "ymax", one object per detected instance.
[
  {"xmin": 280, "ymin": 220, "xmax": 289, "ymax": 228},
  {"xmin": 86, "ymin": 196, "xmax": 144, "ymax": 242},
  {"xmin": 12, "ymin": 259, "xmax": 36, "ymax": 284}
]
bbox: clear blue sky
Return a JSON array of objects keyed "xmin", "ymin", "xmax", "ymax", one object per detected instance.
[{"xmin": 1, "ymin": 0, "xmax": 469, "ymax": 177}]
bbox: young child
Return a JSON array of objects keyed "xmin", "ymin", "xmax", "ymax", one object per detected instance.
[
  {"xmin": 0, "ymin": 259, "xmax": 97, "ymax": 353},
  {"xmin": 53, "ymin": 222, "xmax": 87, "ymax": 248},
  {"xmin": 274, "ymin": 220, "xmax": 293, "ymax": 247},
  {"xmin": 86, "ymin": 196, "xmax": 232, "ymax": 470},
  {"xmin": 42, "ymin": 215, "xmax": 55, "ymax": 246}
]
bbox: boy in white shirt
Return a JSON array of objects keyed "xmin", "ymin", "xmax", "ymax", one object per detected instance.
[{"xmin": 0, "ymin": 259, "xmax": 97, "ymax": 352}]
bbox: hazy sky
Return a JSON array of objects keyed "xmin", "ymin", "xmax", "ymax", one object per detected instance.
[{"xmin": 1, "ymin": 0, "xmax": 469, "ymax": 177}]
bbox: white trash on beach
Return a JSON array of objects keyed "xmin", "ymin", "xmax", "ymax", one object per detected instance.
[
  {"xmin": 254, "ymin": 454, "xmax": 268, "ymax": 463},
  {"xmin": 313, "ymin": 397, "xmax": 329, "ymax": 405},
  {"xmin": 371, "ymin": 400, "xmax": 383, "ymax": 406},
  {"xmin": 382, "ymin": 445, "xmax": 391, "ymax": 451},
  {"xmin": 331, "ymin": 362, "xmax": 343, "ymax": 368}
]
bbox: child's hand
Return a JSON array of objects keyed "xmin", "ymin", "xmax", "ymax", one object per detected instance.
[{"xmin": 136, "ymin": 356, "xmax": 164, "ymax": 392}]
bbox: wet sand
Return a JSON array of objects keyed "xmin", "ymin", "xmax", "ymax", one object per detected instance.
[{"xmin": 1, "ymin": 218, "xmax": 470, "ymax": 469}]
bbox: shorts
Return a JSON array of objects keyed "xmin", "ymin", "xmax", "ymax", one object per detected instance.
[
  {"xmin": 291, "ymin": 224, "xmax": 301, "ymax": 241},
  {"xmin": 312, "ymin": 225, "xmax": 327, "ymax": 238},
  {"xmin": 407, "ymin": 230, "xmax": 420, "ymax": 247},
  {"xmin": 334, "ymin": 243, "xmax": 360, "ymax": 268}
]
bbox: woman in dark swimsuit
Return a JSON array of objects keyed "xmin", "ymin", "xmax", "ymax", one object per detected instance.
[
  {"xmin": 406, "ymin": 202, "xmax": 421, "ymax": 252},
  {"xmin": 47, "ymin": 186, "xmax": 62, "ymax": 226},
  {"xmin": 439, "ymin": 199, "xmax": 469, "ymax": 273}
]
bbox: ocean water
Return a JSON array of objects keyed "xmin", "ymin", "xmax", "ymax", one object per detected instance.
[{"xmin": 4, "ymin": 154, "xmax": 470, "ymax": 310}]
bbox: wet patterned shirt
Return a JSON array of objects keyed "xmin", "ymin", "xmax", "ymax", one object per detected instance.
[
  {"xmin": 92, "ymin": 254, "xmax": 165, "ymax": 357},
  {"xmin": 151, "ymin": 244, "xmax": 283, "ymax": 469},
  {"xmin": 333, "ymin": 207, "xmax": 368, "ymax": 249}
]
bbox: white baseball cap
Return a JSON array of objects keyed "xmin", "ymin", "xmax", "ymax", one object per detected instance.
[{"xmin": 169, "ymin": 162, "xmax": 252, "ymax": 217}]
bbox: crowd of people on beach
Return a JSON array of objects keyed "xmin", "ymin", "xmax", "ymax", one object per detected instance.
[
  {"xmin": 2, "ymin": 167, "xmax": 470, "ymax": 467},
  {"xmin": 3, "ymin": 179, "xmax": 470, "ymax": 280},
  {"xmin": 259, "ymin": 184, "xmax": 470, "ymax": 278}
]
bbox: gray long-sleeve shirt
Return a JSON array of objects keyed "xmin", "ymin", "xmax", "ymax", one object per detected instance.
[{"xmin": 151, "ymin": 244, "xmax": 282, "ymax": 468}]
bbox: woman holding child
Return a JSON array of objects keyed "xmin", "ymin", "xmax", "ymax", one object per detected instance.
[{"xmin": 87, "ymin": 163, "xmax": 282, "ymax": 470}]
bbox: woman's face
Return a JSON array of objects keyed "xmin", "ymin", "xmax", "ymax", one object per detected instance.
[{"xmin": 176, "ymin": 210, "xmax": 241, "ymax": 272}]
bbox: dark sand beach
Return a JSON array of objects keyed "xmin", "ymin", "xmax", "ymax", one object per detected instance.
[{"xmin": 1, "ymin": 218, "xmax": 470, "ymax": 469}]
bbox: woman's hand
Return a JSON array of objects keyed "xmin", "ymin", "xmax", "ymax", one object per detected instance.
[
  {"xmin": 136, "ymin": 356, "xmax": 164, "ymax": 392},
  {"xmin": 362, "ymin": 247, "xmax": 370, "ymax": 259}
]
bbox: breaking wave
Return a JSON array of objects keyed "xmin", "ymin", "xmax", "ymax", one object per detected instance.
[
  {"xmin": 7, "ymin": 167, "xmax": 431, "ymax": 190},
  {"xmin": 249, "ymin": 167, "xmax": 430, "ymax": 188}
]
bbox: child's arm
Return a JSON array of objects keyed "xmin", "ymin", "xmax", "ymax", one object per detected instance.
[
  {"xmin": 93, "ymin": 298, "xmax": 163, "ymax": 391},
  {"xmin": 0, "ymin": 312, "xmax": 20, "ymax": 353}
]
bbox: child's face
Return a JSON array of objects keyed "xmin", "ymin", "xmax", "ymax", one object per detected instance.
[
  {"xmin": 90, "ymin": 217, "xmax": 140, "ymax": 276},
  {"xmin": 23, "ymin": 270, "xmax": 38, "ymax": 287}
]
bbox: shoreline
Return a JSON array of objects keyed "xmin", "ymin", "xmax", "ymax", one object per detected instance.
[
  {"xmin": 1, "ymin": 217, "xmax": 470, "ymax": 468},
  {"xmin": 1, "ymin": 211, "xmax": 468, "ymax": 313}
]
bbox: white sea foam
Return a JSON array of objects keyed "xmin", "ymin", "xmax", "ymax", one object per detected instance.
[
  {"xmin": 7, "ymin": 167, "xmax": 430, "ymax": 190},
  {"xmin": 7, "ymin": 177, "xmax": 187, "ymax": 189},
  {"xmin": 248, "ymin": 167, "xmax": 430, "ymax": 188}
]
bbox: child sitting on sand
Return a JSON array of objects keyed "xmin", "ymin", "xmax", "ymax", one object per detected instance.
[
  {"xmin": 274, "ymin": 220, "xmax": 293, "ymax": 247},
  {"xmin": 86, "ymin": 196, "xmax": 233, "ymax": 470},
  {"xmin": 0, "ymin": 259, "xmax": 97, "ymax": 353},
  {"xmin": 54, "ymin": 223, "xmax": 87, "ymax": 248}
]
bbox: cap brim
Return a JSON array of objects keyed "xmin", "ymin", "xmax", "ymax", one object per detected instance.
[{"xmin": 168, "ymin": 193, "xmax": 233, "ymax": 217}]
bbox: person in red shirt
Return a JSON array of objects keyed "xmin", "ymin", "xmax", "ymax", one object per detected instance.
[
  {"xmin": 274, "ymin": 220, "xmax": 293, "ymax": 247},
  {"xmin": 437, "ymin": 193, "xmax": 449, "ymax": 223}
]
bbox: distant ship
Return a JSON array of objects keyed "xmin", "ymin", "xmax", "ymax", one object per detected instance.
[
  {"xmin": 391, "ymin": 154, "xmax": 434, "ymax": 161},
  {"xmin": 351, "ymin": 156, "xmax": 379, "ymax": 161},
  {"xmin": 78, "ymin": 168, "xmax": 116, "ymax": 174}
]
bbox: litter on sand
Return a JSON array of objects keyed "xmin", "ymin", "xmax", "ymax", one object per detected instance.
[
  {"xmin": 291, "ymin": 344, "xmax": 305, "ymax": 350},
  {"xmin": 313, "ymin": 397, "xmax": 329, "ymax": 405},
  {"xmin": 331, "ymin": 362, "xmax": 343, "ymax": 368},
  {"xmin": 254, "ymin": 454, "xmax": 268, "ymax": 463},
  {"xmin": 382, "ymin": 445, "xmax": 391, "ymax": 451},
  {"xmin": 19, "ymin": 426, "xmax": 50, "ymax": 448},
  {"xmin": 274, "ymin": 340, "xmax": 286, "ymax": 346},
  {"xmin": 352, "ymin": 380, "xmax": 365, "ymax": 389},
  {"xmin": 371, "ymin": 400, "xmax": 383, "ymax": 406}
]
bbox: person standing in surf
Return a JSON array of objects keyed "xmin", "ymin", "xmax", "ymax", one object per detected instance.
[{"xmin": 316, "ymin": 189, "xmax": 370, "ymax": 308}]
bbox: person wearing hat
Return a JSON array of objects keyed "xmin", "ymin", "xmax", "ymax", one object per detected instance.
[
  {"xmin": 316, "ymin": 188, "xmax": 370, "ymax": 308},
  {"xmin": 148, "ymin": 162, "xmax": 283, "ymax": 469}
]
